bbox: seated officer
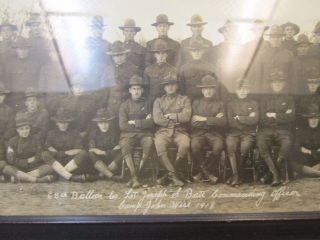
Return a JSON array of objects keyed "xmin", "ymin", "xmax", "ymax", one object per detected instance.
[
  {"xmin": 88, "ymin": 108, "xmax": 122, "ymax": 182},
  {"xmin": 191, "ymin": 75, "xmax": 226, "ymax": 184},
  {"xmin": 226, "ymin": 82, "xmax": 259, "ymax": 186},
  {"xmin": 257, "ymin": 70, "xmax": 295, "ymax": 186},
  {"xmin": 291, "ymin": 104, "xmax": 320, "ymax": 177},
  {"xmin": 3, "ymin": 113, "xmax": 53, "ymax": 183},
  {"xmin": 18, "ymin": 88, "xmax": 49, "ymax": 141},
  {"xmin": 153, "ymin": 72, "xmax": 191, "ymax": 187},
  {"xmin": 42, "ymin": 108, "xmax": 94, "ymax": 181},
  {"xmin": 119, "ymin": 75, "xmax": 154, "ymax": 188}
]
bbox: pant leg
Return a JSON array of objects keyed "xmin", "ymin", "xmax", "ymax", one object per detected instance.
[
  {"xmin": 207, "ymin": 133, "xmax": 224, "ymax": 159},
  {"xmin": 42, "ymin": 151, "xmax": 58, "ymax": 166},
  {"xmin": 140, "ymin": 135, "xmax": 154, "ymax": 159},
  {"xmin": 119, "ymin": 137, "xmax": 137, "ymax": 158},
  {"xmin": 257, "ymin": 129, "xmax": 274, "ymax": 160},
  {"xmin": 173, "ymin": 132, "xmax": 190, "ymax": 160},
  {"xmin": 191, "ymin": 135, "xmax": 208, "ymax": 172},
  {"xmin": 72, "ymin": 150, "xmax": 95, "ymax": 174},
  {"xmin": 226, "ymin": 134, "xmax": 240, "ymax": 156},
  {"xmin": 275, "ymin": 130, "xmax": 293, "ymax": 160},
  {"xmin": 154, "ymin": 132, "xmax": 172, "ymax": 156},
  {"xmin": 240, "ymin": 134, "xmax": 255, "ymax": 156}
]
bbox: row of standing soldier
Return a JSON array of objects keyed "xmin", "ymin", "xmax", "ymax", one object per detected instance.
[{"xmin": 0, "ymin": 13, "xmax": 319, "ymax": 187}]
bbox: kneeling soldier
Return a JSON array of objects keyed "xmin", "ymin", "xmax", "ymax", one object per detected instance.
[
  {"xmin": 153, "ymin": 73, "xmax": 191, "ymax": 186},
  {"xmin": 291, "ymin": 104, "xmax": 320, "ymax": 177},
  {"xmin": 257, "ymin": 70, "xmax": 295, "ymax": 186},
  {"xmin": 119, "ymin": 75, "xmax": 154, "ymax": 188},
  {"xmin": 88, "ymin": 108, "xmax": 122, "ymax": 181},
  {"xmin": 191, "ymin": 75, "xmax": 227, "ymax": 184},
  {"xmin": 42, "ymin": 108, "xmax": 93, "ymax": 181},
  {"xmin": 226, "ymin": 82, "xmax": 259, "ymax": 186},
  {"xmin": 3, "ymin": 113, "xmax": 53, "ymax": 183}
]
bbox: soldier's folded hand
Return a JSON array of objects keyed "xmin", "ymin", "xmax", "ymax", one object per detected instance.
[
  {"xmin": 128, "ymin": 120, "xmax": 135, "ymax": 125},
  {"xmin": 48, "ymin": 147, "xmax": 58, "ymax": 152},
  {"xmin": 146, "ymin": 114, "xmax": 152, "ymax": 119},
  {"xmin": 89, "ymin": 148, "xmax": 106, "ymax": 155},
  {"xmin": 113, "ymin": 145, "xmax": 121, "ymax": 150},
  {"xmin": 216, "ymin": 113, "xmax": 224, "ymax": 118},
  {"xmin": 233, "ymin": 115, "xmax": 239, "ymax": 120},
  {"xmin": 65, "ymin": 149, "xmax": 79, "ymax": 156},
  {"xmin": 249, "ymin": 112, "xmax": 256, "ymax": 117},
  {"xmin": 192, "ymin": 115, "xmax": 207, "ymax": 122},
  {"xmin": 301, "ymin": 147, "xmax": 312, "ymax": 155},
  {"xmin": 266, "ymin": 112, "xmax": 276, "ymax": 118},
  {"xmin": 27, "ymin": 156, "xmax": 36, "ymax": 163},
  {"xmin": 7, "ymin": 147, "xmax": 14, "ymax": 154},
  {"xmin": 285, "ymin": 109, "xmax": 292, "ymax": 114}
]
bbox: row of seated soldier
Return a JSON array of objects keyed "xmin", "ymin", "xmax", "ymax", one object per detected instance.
[{"xmin": 0, "ymin": 71, "xmax": 319, "ymax": 188}]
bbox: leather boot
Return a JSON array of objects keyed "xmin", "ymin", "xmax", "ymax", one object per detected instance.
[{"xmin": 168, "ymin": 172, "xmax": 184, "ymax": 187}]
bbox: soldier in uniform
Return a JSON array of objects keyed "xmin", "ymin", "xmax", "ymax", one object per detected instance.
[
  {"xmin": 179, "ymin": 41, "xmax": 217, "ymax": 100},
  {"xmin": 180, "ymin": 14, "xmax": 213, "ymax": 65},
  {"xmin": 119, "ymin": 75, "xmax": 154, "ymax": 188},
  {"xmin": 309, "ymin": 21, "xmax": 320, "ymax": 60},
  {"xmin": 5, "ymin": 37, "xmax": 41, "ymax": 108},
  {"xmin": 226, "ymin": 82, "xmax": 259, "ymax": 186},
  {"xmin": 18, "ymin": 88, "xmax": 49, "ymax": 141},
  {"xmin": 145, "ymin": 14, "xmax": 180, "ymax": 67},
  {"xmin": 25, "ymin": 13, "xmax": 50, "ymax": 65},
  {"xmin": 88, "ymin": 108, "xmax": 122, "ymax": 181},
  {"xmin": 281, "ymin": 22, "xmax": 300, "ymax": 56},
  {"xmin": 257, "ymin": 70, "xmax": 295, "ymax": 186},
  {"xmin": 256, "ymin": 25, "xmax": 297, "ymax": 94},
  {"xmin": 119, "ymin": 18, "xmax": 146, "ymax": 72},
  {"xmin": 292, "ymin": 104, "xmax": 320, "ymax": 177},
  {"xmin": 144, "ymin": 39, "xmax": 177, "ymax": 101},
  {"xmin": 42, "ymin": 108, "xmax": 94, "ymax": 181},
  {"xmin": 153, "ymin": 73, "xmax": 191, "ymax": 187},
  {"xmin": 190, "ymin": 75, "xmax": 227, "ymax": 184},
  {"xmin": 3, "ymin": 113, "xmax": 54, "ymax": 183}
]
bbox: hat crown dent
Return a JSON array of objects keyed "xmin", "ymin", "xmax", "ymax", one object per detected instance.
[
  {"xmin": 15, "ymin": 112, "xmax": 30, "ymax": 127},
  {"xmin": 189, "ymin": 14, "xmax": 205, "ymax": 24},
  {"xmin": 124, "ymin": 18, "xmax": 136, "ymax": 27},
  {"xmin": 93, "ymin": 108, "xmax": 114, "ymax": 121},
  {"xmin": 268, "ymin": 24, "xmax": 284, "ymax": 35},
  {"xmin": 199, "ymin": 74, "xmax": 217, "ymax": 86},
  {"xmin": 270, "ymin": 68, "xmax": 287, "ymax": 81},
  {"xmin": 297, "ymin": 33, "xmax": 310, "ymax": 44},
  {"xmin": 129, "ymin": 74, "xmax": 144, "ymax": 86},
  {"xmin": 110, "ymin": 41, "xmax": 127, "ymax": 53},
  {"xmin": 54, "ymin": 107, "xmax": 73, "ymax": 121},
  {"xmin": 156, "ymin": 14, "xmax": 169, "ymax": 23},
  {"xmin": 305, "ymin": 104, "xmax": 320, "ymax": 117},
  {"xmin": 152, "ymin": 39, "xmax": 169, "ymax": 51}
]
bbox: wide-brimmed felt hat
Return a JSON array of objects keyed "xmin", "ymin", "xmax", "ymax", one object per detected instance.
[
  {"xmin": 151, "ymin": 14, "xmax": 174, "ymax": 26},
  {"xmin": 312, "ymin": 21, "xmax": 320, "ymax": 34},
  {"xmin": 160, "ymin": 71, "xmax": 178, "ymax": 85},
  {"xmin": 26, "ymin": 13, "xmax": 42, "ymax": 26},
  {"xmin": 0, "ymin": 21, "xmax": 18, "ymax": 31},
  {"xmin": 269, "ymin": 69, "xmax": 287, "ymax": 82},
  {"xmin": 0, "ymin": 82, "xmax": 10, "ymax": 94},
  {"xmin": 281, "ymin": 22, "xmax": 300, "ymax": 36},
  {"xmin": 12, "ymin": 37, "xmax": 32, "ymax": 48},
  {"xmin": 128, "ymin": 75, "xmax": 146, "ymax": 87},
  {"xmin": 250, "ymin": 19, "xmax": 269, "ymax": 32},
  {"xmin": 302, "ymin": 104, "xmax": 320, "ymax": 118},
  {"xmin": 186, "ymin": 41, "xmax": 208, "ymax": 51},
  {"xmin": 218, "ymin": 20, "xmax": 238, "ymax": 34},
  {"xmin": 92, "ymin": 108, "xmax": 115, "ymax": 122},
  {"xmin": 305, "ymin": 65, "xmax": 320, "ymax": 82},
  {"xmin": 15, "ymin": 112, "xmax": 30, "ymax": 127},
  {"xmin": 149, "ymin": 39, "xmax": 172, "ymax": 52},
  {"xmin": 52, "ymin": 108, "xmax": 74, "ymax": 122},
  {"xmin": 119, "ymin": 18, "xmax": 141, "ymax": 32},
  {"xmin": 107, "ymin": 41, "xmax": 130, "ymax": 55},
  {"xmin": 265, "ymin": 24, "xmax": 285, "ymax": 37},
  {"xmin": 187, "ymin": 14, "xmax": 207, "ymax": 26},
  {"xmin": 197, "ymin": 75, "xmax": 218, "ymax": 88},
  {"xmin": 89, "ymin": 16, "xmax": 106, "ymax": 28},
  {"xmin": 296, "ymin": 34, "xmax": 312, "ymax": 46}
]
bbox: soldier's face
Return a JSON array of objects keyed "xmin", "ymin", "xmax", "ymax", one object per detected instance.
[
  {"xmin": 307, "ymin": 82, "xmax": 320, "ymax": 93},
  {"xmin": 29, "ymin": 23, "xmax": 42, "ymax": 37},
  {"xmin": 190, "ymin": 25, "xmax": 203, "ymax": 36},
  {"xmin": 0, "ymin": 94, "xmax": 5, "ymax": 104},
  {"xmin": 16, "ymin": 47, "xmax": 29, "ymax": 59},
  {"xmin": 269, "ymin": 36, "xmax": 282, "ymax": 48},
  {"xmin": 129, "ymin": 85, "xmax": 144, "ymax": 100},
  {"xmin": 297, "ymin": 44, "xmax": 310, "ymax": 56},
  {"xmin": 56, "ymin": 122, "xmax": 69, "ymax": 131},
  {"xmin": 154, "ymin": 51, "xmax": 167, "ymax": 64},
  {"xmin": 25, "ymin": 97, "xmax": 39, "ymax": 112},
  {"xmin": 202, "ymin": 87, "xmax": 215, "ymax": 98},
  {"xmin": 164, "ymin": 83, "xmax": 178, "ymax": 94},
  {"xmin": 17, "ymin": 125, "xmax": 31, "ymax": 138},
  {"xmin": 112, "ymin": 54, "xmax": 127, "ymax": 65},
  {"xmin": 284, "ymin": 26, "xmax": 295, "ymax": 39},
  {"xmin": 308, "ymin": 117, "xmax": 319, "ymax": 128},
  {"xmin": 91, "ymin": 27, "xmax": 104, "ymax": 39},
  {"xmin": 189, "ymin": 49, "xmax": 204, "ymax": 60},
  {"xmin": 1, "ymin": 26, "xmax": 15, "ymax": 41},
  {"xmin": 97, "ymin": 121, "xmax": 109, "ymax": 133},
  {"xmin": 156, "ymin": 24, "xmax": 169, "ymax": 36},
  {"xmin": 271, "ymin": 81, "xmax": 285, "ymax": 93},
  {"xmin": 236, "ymin": 87, "xmax": 249, "ymax": 99},
  {"xmin": 123, "ymin": 28, "xmax": 137, "ymax": 41}
]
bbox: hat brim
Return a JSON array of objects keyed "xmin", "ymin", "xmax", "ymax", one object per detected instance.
[
  {"xmin": 0, "ymin": 24, "xmax": 18, "ymax": 31},
  {"xmin": 149, "ymin": 48, "xmax": 172, "ymax": 52},
  {"xmin": 281, "ymin": 23, "xmax": 300, "ymax": 35},
  {"xmin": 306, "ymin": 78, "xmax": 320, "ymax": 83},
  {"xmin": 151, "ymin": 22, "xmax": 174, "ymax": 26},
  {"xmin": 26, "ymin": 21, "xmax": 41, "ymax": 26},
  {"xmin": 160, "ymin": 80, "xmax": 179, "ymax": 85},
  {"xmin": 119, "ymin": 26, "xmax": 141, "ymax": 32},
  {"xmin": 187, "ymin": 22, "xmax": 207, "ymax": 26},
  {"xmin": 16, "ymin": 121, "xmax": 31, "ymax": 128},
  {"xmin": 0, "ymin": 90, "xmax": 10, "ymax": 94},
  {"xmin": 92, "ymin": 116, "xmax": 116, "ymax": 122},
  {"xmin": 196, "ymin": 84, "xmax": 217, "ymax": 88},
  {"xmin": 107, "ymin": 49, "xmax": 130, "ymax": 55},
  {"xmin": 186, "ymin": 46, "xmax": 207, "ymax": 51},
  {"xmin": 12, "ymin": 45, "xmax": 32, "ymax": 48},
  {"xmin": 302, "ymin": 114, "xmax": 320, "ymax": 118},
  {"xmin": 52, "ymin": 117, "xmax": 74, "ymax": 122}
]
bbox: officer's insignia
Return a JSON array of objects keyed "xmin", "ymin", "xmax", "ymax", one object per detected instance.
[{"xmin": 282, "ymin": 102, "xmax": 287, "ymax": 105}]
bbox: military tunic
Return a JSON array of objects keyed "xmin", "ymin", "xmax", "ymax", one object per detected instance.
[
  {"xmin": 28, "ymin": 35, "xmax": 50, "ymax": 66},
  {"xmin": 119, "ymin": 98, "xmax": 154, "ymax": 157},
  {"xmin": 296, "ymin": 94, "xmax": 320, "ymax": 127},
  {"xmin": 282, "ymin": 39, "xmax": 297, "ymax": 56},
  {"xmin": 85, "ymin": 37, "xmax": 111, "ymax": 66},
  {"xmin": 145, "ymin": 37, "xmax": 180, "ymax": 67},
  {"xmin": 153, "ymin": 94, "xmax": 191, "ymax": 157},
  {"xmin": 0, "ymin": 103, "xmax": 15, "ymax": 142},
  {"xmin": 144, "ymin": 62, "xmax": 177, "ymax": 100},
  {"xmin": 122, "ymin": 40, "xmax": 146, "ymax": 71}
]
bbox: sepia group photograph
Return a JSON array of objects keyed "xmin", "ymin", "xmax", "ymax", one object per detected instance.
[{"xmin": 0, "ymin": 0, "xmax": 319, "ymax": 221}]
